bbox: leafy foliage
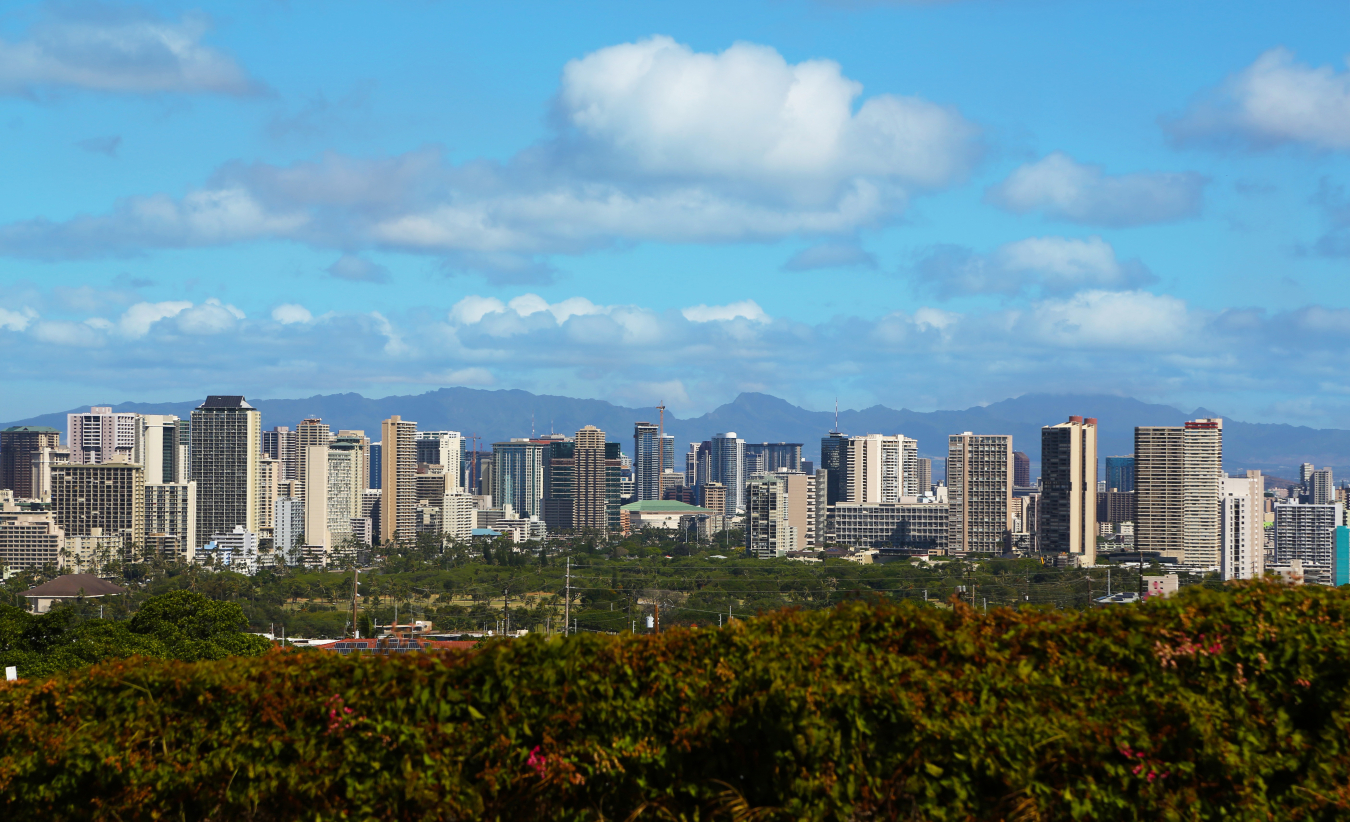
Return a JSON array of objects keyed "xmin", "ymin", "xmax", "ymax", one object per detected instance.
[
  {"xmin": 3, "ymin": 581, "xmax": 1350, "ymax": 819},
  {"xmin": 0, "ymin": 591, "xmax": 269, "ymax": 678}
]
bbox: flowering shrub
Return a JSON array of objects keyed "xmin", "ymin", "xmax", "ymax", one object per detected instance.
[{"xmin": 2, "ymin": 581, "xmax": 1350, "ymax": 820}]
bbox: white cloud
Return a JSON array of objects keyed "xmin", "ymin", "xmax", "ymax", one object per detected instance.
[
  {"xmin": 1022, "ymin": 290, "xmax": 1192, "ymax": 348},
  {"xmin": 31, "ymin": 319, "xmax": 102, "ymax": 347},
  {"xmin": 119, "ymin": 300, "xmax": 192, "ymax": 337},
  {"xmin": 449, "ymin": 296, "xmax": 507, "ymax": 325},
  {"xmin": 681, "ymin": 300, "xmax": 771, "ymax": 323},
  {"xmin": 0, "ymin": 6, "xmax": 258, "ymax": 96},
  {"xmin": 272, "ymin": 304, "xmax": 313, "ymax": 324},
  {"xmin": 426, "ymin": 367, "xmax": 495, "ymax": 387},
  {"xmin": 986, "ymin": 152, "xmax": 1206, "ymax": 226},
  {"xmin": 1166, "ymin": 48, "xmax": 1350, "ymax": 150},
  {"xmin": 0, "ymin": 37, "xmax": 978, "ymax": 268},
  {"xmin": 912, "ymin": 236, "xmax": 1154, "ymax": 299},
  {"xmin": 0, "ymin": 306, "xmax": 37, "ymax": 332},
  {"xmin": 175, "ymin": 299, "xmax": 243, "ymax": 335},
  {"xmin": 558, "ymin": 36, "xmax": 978, "ymax": 196}
]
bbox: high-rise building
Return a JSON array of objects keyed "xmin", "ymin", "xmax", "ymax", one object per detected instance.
[
  {"xmin": 1311, "ymin": 468, "xmax": 1335, "ymax": 505},
  {"xmin": 190, "ymin": 396, "xmax": 261, "ymax": 549},
  {"xmin": 2, "ymin": 426, "xmax": 60, "ymax": 499},
  {"xmin": 1274, "ymin": 499, "xmax": 1345, "ymax": 585},
  {"xmin": 0, "ymin": 490, "xmax": 63, "ymax": 572},
  {"xmin": 145, "ymin": 481, "xmax": 197, "ymax": 562},
  {"xmin": 745, "ymin": 443, "xmax": 804, "ymax": 474},
  {"xmin": 52, "ymin": 460, "xmax": 146, "ymax": 550},
  {"xmin": 326, "ymin": 444, "xmax": 361, "ymax": 546},
  {"xmin": 336, "ymin": 431, "xmax": 369, "ymax": 493},
  {"xmin": 256, "ymin": 456, "xmax": 279, "ymax": 542},
  {"xmin": 633, "ymin": 422, "xmax": 674, "ymax": 502},
  {"xmin": 296, "ymin": 418, "xmax": 331, "ymax": 506},
  {"xmin": 1135, "ymin": 418, "xmax": 1223, "ymax": 566},
  {"xmin": 492, "ymin": 438, "xmax": 549, "ymax": 521},
  {"xmin": 68, "ymin": 406, "xmax": 138, "ymax": 465},
  {"xmin": 379, "ymin": 416, "xmax": 417, "ymax": 545},
  {"xmin": 746, "ymin": 473, "xmax": 797, "ymax": 558},
  {"xmin": 844, "ymin": 434, "xmax": 918, "ymax": 503},
  {"xmin": 304, "ymin": 444, "xmax": 330, "ymax": 549},
  {"xmin": 1221, "ymin": 472, "xmax": 1264, "ymax": 581},
  {"xmin": 1300, "ymin": 463, "xmax": 1316, "ymax": 488},
  {"xmin": 275, "ymin": 496, "xmax": 303, "ymax": 563},
  {"xmin": 685, "ymin": 443, "xmax": 699, "ymax": 486},
  {"xmin": 1105, "ymin": 455, "xmax": 1135, "ymax": 493},
  {"xmin": 442, "ymin": 491, "xmax": 477, "ymax": 541},
  {"xmin": 709, "ymin": 433, "xmax": 746, "ymax": 516},
  {"xmin": 820, "ymin": 431, "xmax": 848, "ymax": 506},
  {"xmin": 946, "ymin": 433, "xmax": 1014, "ymax": 555},
  {"xmin": 700, "ymin": 482, "xmax": 727, "ymax": 518},
  {"xmin": 137, "ymin": 415, "xmax": 188, "ymax": 485},
  {"xmin": 574, "ymin": 425, "xmax": 617, "ymax": 531},
  {"xmin": 917, "ymin": 458, "xmax": 933, "ymax": 495},
  {"xmin": 28, "ymin": 443, "xmax": 70, "ymax": 501},
  {"xmin": 1040, "ymin": 416, "xmax": 1098, "ymax": 564},
  {"xmin": 262, "ymin": 426, "xmax": 297, "ymax": 481},
  {"xmin": 416, "ymin": 431, "xmax": 464, "ymax": 491},
  {"xmin": 368, "ymin": 442, "xmax": 382, "ymax": 489},
  {"xmin": 1012, "ymin": 451, "xmax": 1031, "ymax": 488}
]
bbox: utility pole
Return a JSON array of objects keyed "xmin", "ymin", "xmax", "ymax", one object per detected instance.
[
  {"xmin": 350, "ymin": 566, "xmax": 359, "ymax": 638},
  {"xmin": 655, "ymin": 600, "xmax": 660, "ymax": 635},
  {"xmin": 1107, "ymin": 567, "xmax": 1112, "ymax": 597},
  {"xmin": 564, "ymin": 557, "xmax": 571, "ymax": 636},
  {"xmin": 503, "ymin": 586, "xmax": 509, "ymax": 634}
]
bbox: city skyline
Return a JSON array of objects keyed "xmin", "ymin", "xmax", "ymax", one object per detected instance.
[{"xmin": 2, "ymin": 1, "xmax": 1350, "ymax": 427}]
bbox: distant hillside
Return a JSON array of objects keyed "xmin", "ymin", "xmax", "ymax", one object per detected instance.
[{"xmin": 6, "ymin": 388, "xmax": 1350, "ymax": 480}]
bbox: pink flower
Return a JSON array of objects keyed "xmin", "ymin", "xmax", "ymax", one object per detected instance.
[{"xmin": 527, "ymin": 745, "xmax": 548, "ymax": 777}]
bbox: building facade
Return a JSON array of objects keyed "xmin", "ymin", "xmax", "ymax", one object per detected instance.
[
  {"xmin": 830, "ymin": 502, "xmax": 949, "ymax": 553},
  {"xmin": 68, "ymin": 406, "xmax": 138, "ymax": 465},
  {"xmin": 416, "ymin": 431, "xmax": 464, "ymax": 491},
  {"xmin": 1274, "ymin": 500, "xmax": 1344, "ymax": 583},
  {"xmin": 145, "ymin": 481, "xmax": 196, "ymax": 562},
  {"xmin": 1105, "ymin": 455, "xmax": 1135, "ymax": 493},
  {"xmin": 1221, "ymin": 473, "xmax": 1264, "ymax": 581},
  {"xmin": 946, "ymin": 433, "xmax": 1014, "ymax": 555},
  {"xmin": 709, "ymin": 433, "xmax": 746, "ymax": 516},
  {"xmin": 51, "ymin": 460, "xmax": 146, "ymax": 551},
  {"xmin": 1, "ymin": 426, "xmax": 60, "ymax": 499},
  {"xmin": 492, "ymin": 438, "xmax": 548, "ymax": 521},
  {"xmin": 190, "ymin": 396, "xmax": 261, "ymax": 550},
  {"xmin": 1135, "ymin": 418, "xmax": 1224, "ymax": 567},
  {"xmin": 1040, "ymin": 416, "xmax": 1098, "ymax": 564},
  {"xmin": 380, "ymin": 416, "xmax": 418, "ymax": 545},
  {"xmin": 633, "ymin": 422, "xmax": 674, "ymax": 502}
]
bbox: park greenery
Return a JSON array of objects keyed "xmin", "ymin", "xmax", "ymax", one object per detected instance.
[
  {"xmin": 2, "ymin": 528, "xmax": 1206, "ymax": 653},
  {"xmin": 0, "ymin": 590, "xmax": 270, "ymax": 679},
  {"xmin": 2, "ymin": 581, "xmax": 1347, "ymax": 820}
]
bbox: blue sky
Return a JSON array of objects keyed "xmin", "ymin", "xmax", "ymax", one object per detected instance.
[{"xmin": 3, "ymin": 0, "xmax": 1350, "ymax": 425}]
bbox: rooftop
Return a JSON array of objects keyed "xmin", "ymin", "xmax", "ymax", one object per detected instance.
[
  {"xmin": 198, "ymin": 395, "xmax": 254, "ymax": 409},
  {"xmin": 2, "ymin": 426, "xmax": 60, "ymax": 433},
  {"xmin": 23, "ymin": 574, "xmax": 127, "ymax": 598},
  {"xmin": 620, "ymin": 500, "xmax": 713, "ymax": 513}
]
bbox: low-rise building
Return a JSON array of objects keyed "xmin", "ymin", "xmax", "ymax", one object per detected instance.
[
  {"xmin": 619, "ymin": 500, "xmax": 713, "ymax": 534},
  {"xmin": 829, "ymin": 502, "xmax": 948, "ymax": 553},
  {"xmin": 22, "ymin": 574, "xmax": 126, "ymax": 614}
]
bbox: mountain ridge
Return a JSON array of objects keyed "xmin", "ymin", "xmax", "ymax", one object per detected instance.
[{"xmin": 5, "ymin": 388, "xmax": 1349, "ymax": 480}]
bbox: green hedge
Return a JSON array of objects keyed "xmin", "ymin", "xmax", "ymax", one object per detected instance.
[{"xmin": 3, "ymin": 582, "xmax": 1350, "ymax": 820}]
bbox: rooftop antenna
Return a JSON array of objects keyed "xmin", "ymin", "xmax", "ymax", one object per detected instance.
[
  {"xmin": 531, "ymin": 413, "xmax": 535, "ymax": 439},
  {"xmin": 834, "ymin": 398, "xmax": 839, "ymax": 434}
]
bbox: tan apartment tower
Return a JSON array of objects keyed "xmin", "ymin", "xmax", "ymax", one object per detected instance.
[
  {"xmin": 574, "ymin": 425, "xmax": 609, "ymax": 530},
  {"xmin": 1135, "ymin": 418, "xmax": 1223, "ymax": 566},
  {"xmin": 845, "ymin": 434, "xmax": 919, "ymax": 502},
  {"xmin": 190, "ymin": 396, "xmax": 261, "ymax": 549},
  {"xmin": 947, "ymin": 433, "xmax": 1014, "ymax": 555},
  {"xmin": 1040, "ymin": 416, "xmax": 1098, "ymax": 565},
  {"xmin": 51, "ymin": 459, "xmax": 146, "ymax": 548},
  {"xmin": 380, "ymin": 416, "xmax": 417, "ymax": 545},
  {"xmin": 296, "ymin": 418, "xmax": 330, "ymax": 503}
]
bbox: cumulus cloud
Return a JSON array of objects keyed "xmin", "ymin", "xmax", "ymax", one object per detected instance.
[
  {"xmin": 119, "ymin": 300, "xmax": 192, "ymax": 337},
  {"xmin": 0, "ymin": 4, "xmax": 260, "ymax": 97},
  {"xmin": 0, "ymin": 36, "xmax": 979, "ymax": 270},
  {"xmin": 1165, "ymin": 48, "xmax": 1350, "ymax": 151},
  {"xmin": 782, "ymin": 242, "xmax": 877, "ymax": 271},
  {"xmin": 986, "ymin": 153, "xmax": 1206, "ymax": 227},
  {"xmin": 271, "ymin": 304, "xmax": 312, "ymax": 324},
  {"xmin": 681, "ymin": 300, "xmax": 771, "ymax": 323},
  {"xmin": 911, "ymin": 236, "xmax": 1155, "ymax": 299},
  {"xmin": 0, "ymin": 306, "xmax": 38, "ymax": 332},
  {"xmin": 1021, "ymin": 290, "xmax": 1192, "ymax": 349},
  {"xmin": 326, "ymin": 253, "xmax": 390, "ymax": 283}
]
